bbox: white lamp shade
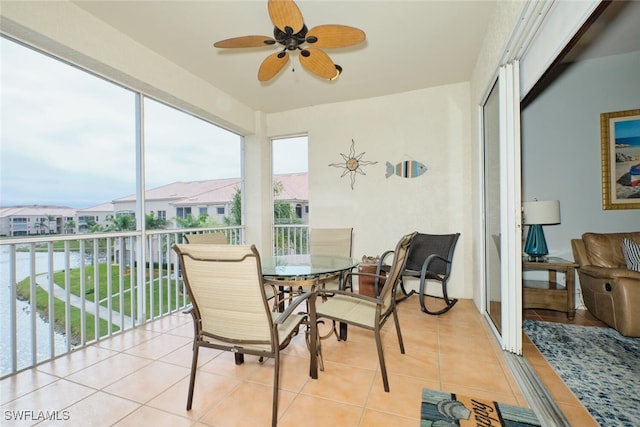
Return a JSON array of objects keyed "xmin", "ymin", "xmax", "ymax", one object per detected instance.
[{"xmin": 523, "ymin": 200, "xmax": 560, "ymax": 225}]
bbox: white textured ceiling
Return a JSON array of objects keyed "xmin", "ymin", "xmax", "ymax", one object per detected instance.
[
  {"xmin": 71, "ymin": 0, "xmax": 497, "ymax": 113},
  {"xmin": 70, "ymin": 1, "xmax": 640, "ymax": 114}
]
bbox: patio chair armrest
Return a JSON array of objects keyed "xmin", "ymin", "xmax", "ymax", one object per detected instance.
[
  {"xmin": 316, "ymin": 288, "xmax": 381, "ymax": 304},
  {"xmin": 420, "ymin": 254, "xmax": 451, "ymax": 279},
  {"xmin": 378, "ymin": 250, "xmax": 395, "ymax": 269},
  {"xmin": 376, "ymin": 249, "xmax": 396, "ymax": 277},
  {"xmin": 274, "ymin": 291, "xmax": 315, "ymax": 324}
]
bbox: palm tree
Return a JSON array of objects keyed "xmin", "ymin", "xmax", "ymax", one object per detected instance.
[
  {"xmin": 225, "ymin": 182, "xmax": 305, "ymax": 253},
  {"xmin": 64, "ymin": 220, "xmax": 75, "ymax": 234},
  {"xmin": 175, "ymin": 213, "xmax": 204, "ymax": 228},
  {"xmin": 224, "ymin": 186, "xmax": 242, "ymax": 226},
  {"xmin": 273, "ymin": 181, "xmax": 301, "ymax": 225},
  {"xmin": 107, "ymin": 213, "xmax": 136, "ymax": 231},
  {"xmin": 35, "ymin": 216, "xmax": 49, "ymax": 235},
  {"xmin": 145, "ymin": 212, "xmax": 168, "ymax": 229}
]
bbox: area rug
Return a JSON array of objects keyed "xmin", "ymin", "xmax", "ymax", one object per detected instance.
[
  {"xmin": 421, "ymin": 388, "xmax": 541, "ymax": 426},
  {"xmin": 523, "ymin": 320, "xmax": 640, "ymax": 426}
]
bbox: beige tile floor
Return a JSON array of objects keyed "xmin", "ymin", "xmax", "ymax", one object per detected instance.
[{"xmin": 1, "ymin": 296, "xmax": 593, "ymax": 426}]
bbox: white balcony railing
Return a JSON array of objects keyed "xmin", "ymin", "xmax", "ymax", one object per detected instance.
[
  {"xmin": 0, "ymin": 224, "xmax": 312, "ymax": 378},
  {"xmin": 273, "ymin": 224, "xmax": 309, "ymax": 255},
  {"xmin": 0, "ymin": 226, "xmax": 244, "ymax": 379}
]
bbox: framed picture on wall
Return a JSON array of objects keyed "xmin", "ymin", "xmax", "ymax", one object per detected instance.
[{"xmin": 600, "ymin": 108, "xmax": 640, "ymax": 210}]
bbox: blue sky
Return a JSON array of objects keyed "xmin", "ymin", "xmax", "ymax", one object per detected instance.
[{"xmin": 1, "ymin": 37, "xmax": 307, "ymax": 209}]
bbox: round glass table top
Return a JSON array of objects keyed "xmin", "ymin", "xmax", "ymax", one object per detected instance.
[{"xmin": 261, "ymin": 254, "xmax": 358, "ymax": 277}]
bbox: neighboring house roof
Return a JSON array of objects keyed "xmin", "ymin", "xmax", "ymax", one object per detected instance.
[
  {"xmin": 274, "ymin": 172, "xmax": 308, "ymax": 202},
  {"xmin": 170, "ymin": 178, "xmax": 240, "ymax": 207},
  {"xmin": 112, "ymin": 173, "xmax": 308, "ymax": 206},
  {"xmin": 0, "ymin": 205, "xmax": 76, "ymax": 218},
  {"xmin": 77, "ymin": 202, "xmax": 114, "ymax": 213},
  {"xmin": 0, "ymin": 174, "xmax": 308, "ymax": 221}
]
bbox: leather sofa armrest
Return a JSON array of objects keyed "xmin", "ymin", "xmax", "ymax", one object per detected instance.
[{"xmin": 580, "ymin": 265, "xmax": 640, "ymax": 280}]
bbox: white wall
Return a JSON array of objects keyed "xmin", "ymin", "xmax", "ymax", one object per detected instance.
[
  {"xmin": 522, "ymin": 51, "xmax": 640, "ymax": 264},
  {"xmin": 267, "ymin": 83, "xmax": 473, "ymax": 298}
]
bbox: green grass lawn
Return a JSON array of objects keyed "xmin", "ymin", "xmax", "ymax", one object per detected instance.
[
  {"xmin": 16, "ymin": 276, "xmax": 114, "ymax": 343},
  {"xmin": 16, "ymin": 263, "xmax": 188, "ymax": 344},
  {"xmin": 21, "ymin": 240, "xmax": 101, "ymax": 252}
]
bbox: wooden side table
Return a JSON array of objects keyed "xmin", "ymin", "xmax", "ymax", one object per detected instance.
[{"xmin": 523, "ymin": 257, "xmax": 577, "ymax": 319}]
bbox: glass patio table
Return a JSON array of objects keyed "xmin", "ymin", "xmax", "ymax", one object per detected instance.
[
  {"xmin": 262, "ymin": 254, "xmax": 358, "ymax": 340},
  {"xmin": 261, "ymin": 254, "xmax": 358, "ymax": 279}
]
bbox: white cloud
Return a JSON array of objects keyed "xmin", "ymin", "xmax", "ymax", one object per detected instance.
[{"xmin": 1, "ymin": 38, "xmax": 242, "ymax": 207}]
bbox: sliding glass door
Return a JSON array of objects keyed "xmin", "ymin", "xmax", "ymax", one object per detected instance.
[
  {"xmin": 484, "ymin": 80, "xmax": 502, "ymax": 333},
  {"xmin": 483, "ymin": 62, "xmax": 523, "ymax": 353}
]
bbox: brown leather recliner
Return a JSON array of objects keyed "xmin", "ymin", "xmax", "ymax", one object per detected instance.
[{"xmin": 571, "ymin": 232, "xmax": 640, "ymax": 337}]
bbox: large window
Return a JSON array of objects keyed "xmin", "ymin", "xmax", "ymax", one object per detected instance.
[
  {"xmin": 272, "ymin": 136, "xmax": 309, "ymax": 225},
  {"xmin": 1, "ymin": 36, "xmax": 243, "ymax": 234},
  {"xmin": 1, "ymin": 37, "xmax": 136, "ymax": 217},
  {"xmin": 143, "ymin": 98, "xmax": 242, "ymax": 230},
  {"xmin": 272, "ymin": 136, "xmax": 308, "ymax": 255}
]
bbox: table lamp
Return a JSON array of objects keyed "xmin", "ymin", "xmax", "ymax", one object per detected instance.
[{"xmin": 522, "ymin": 200, "xmax": 560, "ymax": 261}]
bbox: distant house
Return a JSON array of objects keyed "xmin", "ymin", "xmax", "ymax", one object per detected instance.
[
  {"xmin": 112, "ymin": 172, "xmax": 308, "ymax": 228},
  {"xmin": 0, "ymin": 173, "xmax": 308, "ymax": 236},
  {"xmin": 76, "ymin": 202, "xmax": 115, "ymax": 233},
  {"xmin": 0, "ymin": 205, "xmax": 76, "ymax": 237}
]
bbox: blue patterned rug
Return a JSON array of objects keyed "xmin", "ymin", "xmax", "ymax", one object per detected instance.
[{"xmin": 523, "ymin": 320, "xmax": 640, "ymax": 426}]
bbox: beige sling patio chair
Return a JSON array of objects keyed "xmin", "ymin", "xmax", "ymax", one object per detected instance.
[
  {"xmin": 184, "ymin": 232, "xmax": 281, "ymax": 306},
  {"xmin": 183, "ymin": 232, "xmax": 228, "ymax": 244},
  {"xmin": 172, "ymin": 243, "xmax": 318, "ymax": 427},
  {"xmin": 314, "ymin": 232, "xmax": 415, "ymax": 392},
  {"xmin": 309, "ymin": 227, "xmax": 353, "ymax": 292}
]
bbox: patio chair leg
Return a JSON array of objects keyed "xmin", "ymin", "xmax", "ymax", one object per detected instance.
[
  {"xmin": 272, "ymin": 352, "xmax": 280, "ymax": 427},
  {"xmin": 419, "ymin": 279, "xmax": 458, "ymax": 315},
  {"xmin": 375, "ymin": 329, "xmax": 390, "ymax": 392},
  {"xmin": 306, "ymin": 292, "xmax": 322, "ymax": 376},
  {"xmin": 186, "ymin": 342, "xmax": 199, "ymax": 410},
  {"xmin": 392, "ymin": 310, "xmax": 405, "ymax": 354},
  {"xmin": 338, "ymin": 322, "xmax": 348, "ymax": 341},
  {"xmin": 396, "ymin": 277, "xmax": 415, "ymax": 302}
]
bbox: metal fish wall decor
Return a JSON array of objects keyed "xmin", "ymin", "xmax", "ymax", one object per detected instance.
[{"xmin": 385, "ymin": 160, "xmax": 427, "ymax": 178}]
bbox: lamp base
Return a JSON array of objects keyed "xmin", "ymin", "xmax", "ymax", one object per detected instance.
[{"xmin": 524, "ymin": 224, "xmax": 549, "ymax": 260}]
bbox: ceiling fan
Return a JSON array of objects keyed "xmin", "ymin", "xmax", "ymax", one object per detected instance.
[{"xmin": 213, "ymin": 0, "xmax": 366, "ymax": 82}]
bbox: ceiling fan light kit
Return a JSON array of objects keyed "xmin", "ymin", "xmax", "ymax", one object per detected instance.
[{"xmin": 213, "ymin": 0, "xmax": 365, "ymax": 82}]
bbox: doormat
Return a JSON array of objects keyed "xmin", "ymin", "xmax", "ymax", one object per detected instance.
[{"xmin": 421, "ymin": 388, "xmax": 541, "ymax": 427}]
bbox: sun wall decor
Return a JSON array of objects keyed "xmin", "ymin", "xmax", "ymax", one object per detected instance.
[{"xmin": 329, "ymin": 139, "xmax": 377, "ymax": 190}]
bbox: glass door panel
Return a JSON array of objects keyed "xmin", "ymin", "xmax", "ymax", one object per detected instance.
[{"xmin": 484, "ymin": 80, "xmax": 502, "ymax": 333}]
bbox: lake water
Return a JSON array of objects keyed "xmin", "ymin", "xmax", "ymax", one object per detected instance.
[{"xmin": 0, "ymin": 246, "xmax": 80, "ymax": 377}]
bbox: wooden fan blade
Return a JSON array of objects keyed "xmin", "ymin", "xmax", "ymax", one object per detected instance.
[
  {"xmin": 258, "ymin": 51, "xmax": 290, "ymax": 82},
  {"xmin": 299, "ymin": 48, "xmax": 339, "ymax": 80},
  {"xmin": 268, "ymin": 0, "xmax": 304, "ymax": 34},
  {"xmin": 307, "ymin": 25, "xmax": 366, "ymax": 48},
  {"xmin": 214, "ymin": 35, "xmax": 275, "ymax": 48}
]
